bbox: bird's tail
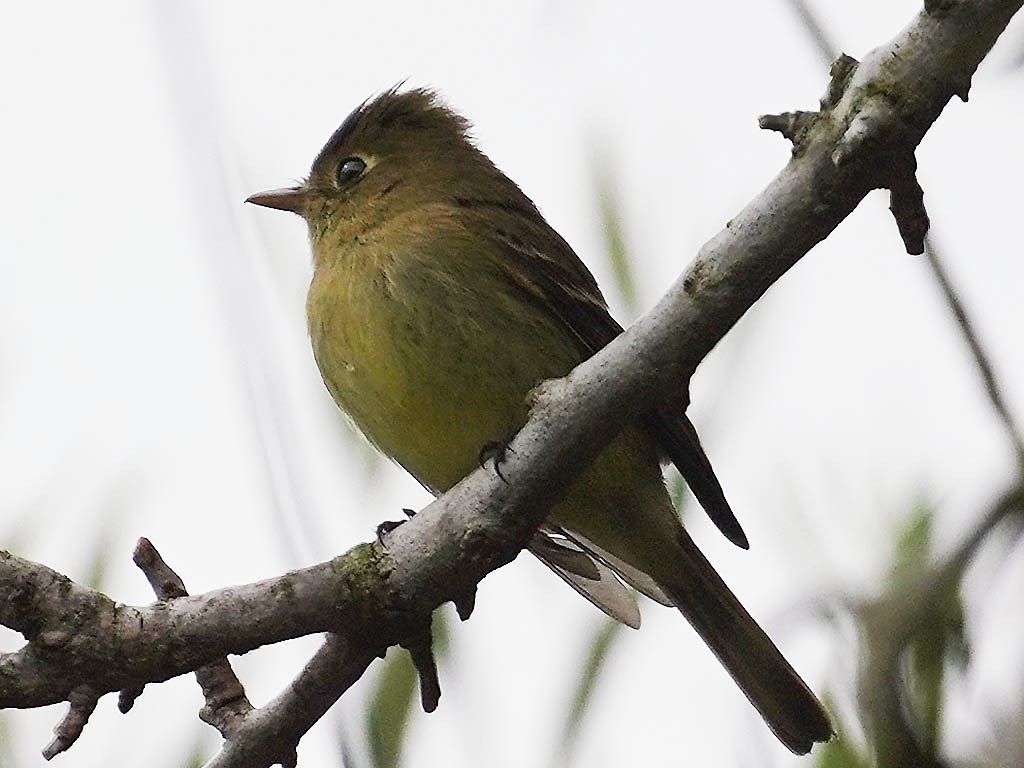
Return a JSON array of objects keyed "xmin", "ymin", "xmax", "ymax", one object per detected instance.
[{"xmin": 660, "ymin": 529, "xmax": 833, "ymax": 755}]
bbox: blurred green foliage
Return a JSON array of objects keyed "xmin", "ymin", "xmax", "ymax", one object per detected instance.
[
  {"xmin": 890, "ymin": 505, "xmax": 967, "ymax": 758},
  {"xmin": 555, "ymin": 617, "xmax": 625, "ymax": 767},
  {"xmin": 365, "ymin": 649, "xmax": 418, "ymax": 768},
  {"xmin": 593, "ymin": 164, "xmax": 639, "ymax": 317}
]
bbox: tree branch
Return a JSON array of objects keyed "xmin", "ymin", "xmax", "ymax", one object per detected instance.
[{"xmin": 2, "ymin": 1, "xmax": 1021, "ymax": 764}]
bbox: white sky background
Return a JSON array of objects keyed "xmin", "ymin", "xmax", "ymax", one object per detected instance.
[{"xmin": 2, "ymin": 2, "xmax": 1023, "ymax": 766}]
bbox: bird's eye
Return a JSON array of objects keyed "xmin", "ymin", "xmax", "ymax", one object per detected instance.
[{"xmin": 336, "ymin": 157, "xmax": 367, "ymax": 186}]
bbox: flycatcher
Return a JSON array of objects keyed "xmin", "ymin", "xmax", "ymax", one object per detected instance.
[{"xmin": 247, "ymin": 87, "xmax": 831, "ymax": 753}]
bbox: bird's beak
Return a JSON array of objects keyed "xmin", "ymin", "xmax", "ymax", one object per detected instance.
[{"xmin": 245, "ymin": 186, "xmax": 311, "ymax": 214}]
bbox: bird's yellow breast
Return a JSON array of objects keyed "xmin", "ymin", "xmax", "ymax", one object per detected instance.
[{"xmin": 306, "ymin": 211, "xmax": 582, "ymax": 494}]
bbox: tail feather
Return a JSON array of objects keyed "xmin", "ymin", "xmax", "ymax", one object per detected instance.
[
  {"xmin": 662, "ymin": 530, "xmax": 833, "ymax": 754},
  {"xmin": 644, "ymin": 412, "xmax": 749, "ymax": 549}
]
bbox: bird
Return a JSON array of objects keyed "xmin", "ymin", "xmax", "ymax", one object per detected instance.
[{"xmin": 247, "ymin": 87, "xmax": 832, "ymax": 753}]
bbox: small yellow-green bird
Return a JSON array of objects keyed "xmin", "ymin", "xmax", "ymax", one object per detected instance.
[{"xmin": 247, "ymin": 87, "xmax": 831, "ymax": 753}]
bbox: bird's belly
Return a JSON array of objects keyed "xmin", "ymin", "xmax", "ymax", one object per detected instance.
[
  {"xmin": 320, "ymin": 343, "xmax": 523, "ymax": 492},
  {"xmin": 308, "ymin": 265, "xmax": 577, "ymax": 493}
]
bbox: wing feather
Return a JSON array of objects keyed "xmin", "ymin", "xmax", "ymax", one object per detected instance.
[{"xmin": 465, "ymin": 206, "xmax": 747, "ymax": 547}]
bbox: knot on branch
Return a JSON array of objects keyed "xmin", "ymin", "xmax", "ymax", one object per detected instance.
[
  {"xmin": 835, "ymin": 110, "xmax": 930, "ymax": 254},
  {"xmin": 822, "ymin": 53, "xmax": 860, "ymax": 109},
  {"xmin": 452, "ymin": 586, "xmax": 477, "ymax": 621},
  {"xmin": 758, "ymin": 111, "xmax": 817, "ymax": 149},
  {"xmin": 43, "ymin": 685, "xmax": 98, "ymax": 760},
  {"xmin": 762, "ymin": 49, "xmax": 932, "ymax": 253},
  {"xmin": 888, "ymin": 154, "xmax": 930, "ymax": 255},
  {"xmin": 831, "ymin": 98, "xmax": 898, "ymax": 166},
  {"xmin": 760, "ymin": 54, "xmax": 860, "ymax": 156},
  {"xmin": 398, "ymin": 615, "xmax": 442, "ymax": 713}
]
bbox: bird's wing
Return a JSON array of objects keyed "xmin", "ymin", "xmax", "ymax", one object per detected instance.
[
  {"xmin": 485, "ymin": 219, "xmax": 748, "ymax": 548},
  {"xmin": 556, "ymin": 528, "xmax": 673, "ymax": 606},
  {"xmin": 528, "ymin": 528, "xmax": 642, "ymax": 628}
]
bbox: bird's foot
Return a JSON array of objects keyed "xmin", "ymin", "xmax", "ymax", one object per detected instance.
[
  {"xmin": 375, "ymin": 508, "xmax": 417, "ymax": 542},
  {"xmin": 478, "ymin": 433, "xmax": 516, "ymax": 483}
]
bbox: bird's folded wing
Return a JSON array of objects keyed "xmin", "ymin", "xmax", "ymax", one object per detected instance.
[
  {"xmin": 486, "ymin": 219, "xmax": 747, "ymax": 548},
  {"xmin": 557, "ymin": 528, "xmax": 673, "ymax": 606},
  {"xmin": 528, "ymin": 528, "xmax": 641, "ymax": 628}
]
